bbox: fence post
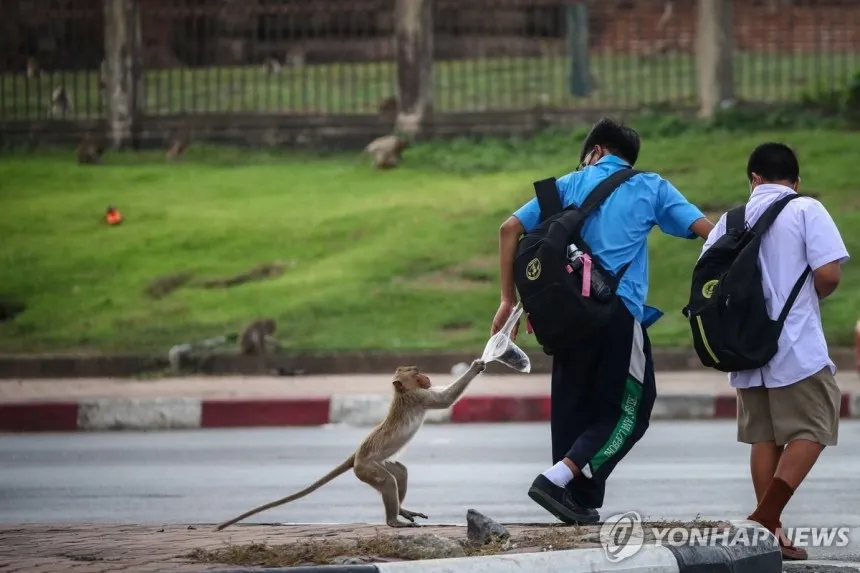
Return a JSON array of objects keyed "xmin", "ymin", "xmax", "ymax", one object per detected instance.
[
  {"xmin": 566, "ymin": 3, "xmax": 590, "ymax": 97},
  {"xmin": 103, "ymin": 0, "xmax": 143, "ymax": 149},
  {"xmin": 695, "ymin": 0, "xmax": 734, "ymax": 118},
  {"xmin": 394, "ymin": 0, "xmax": 434, "ymax": 137}
]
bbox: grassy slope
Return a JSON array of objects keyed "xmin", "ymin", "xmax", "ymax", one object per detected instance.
[{"xmin": 0, "ymin": 128, "xmax": 858, "ymax": 354}]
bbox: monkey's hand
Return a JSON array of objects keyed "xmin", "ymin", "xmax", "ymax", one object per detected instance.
[{"xmin": 470, "ymin": 359, "xmax": 487, "ymax": 374}]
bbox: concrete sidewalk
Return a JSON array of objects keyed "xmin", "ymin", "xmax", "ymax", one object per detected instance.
[{"xmin": 1, "ymin": 371, "xmax": 859, "ymax": 432}]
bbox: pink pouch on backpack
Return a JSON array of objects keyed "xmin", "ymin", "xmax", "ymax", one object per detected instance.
[{"xmin": 581, "ymin": 254, "xmax": 592, "ymax": 297}]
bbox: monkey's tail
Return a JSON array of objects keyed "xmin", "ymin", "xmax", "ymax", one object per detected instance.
[{"xmin": 214, "ymin": 454, "xmax": 355, "ymax": 531}]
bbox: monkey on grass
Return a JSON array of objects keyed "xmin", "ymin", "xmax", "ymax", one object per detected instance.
[
  {"xmin": 77, "ymin": 133, "xmax": 104, "ymax": 165},
  {"xmin": 364, "ymin": 134, "xmax": 410, "ymax": 169},
  {"xmin": 214, "ymin": 359, "xmax": 487, "ymax": 530},
  {"xmin": 238, "ymin": 318, "xmax": 280, "ymax": 356},
  {"xmin": 165, "ymin": 138, "xmax": 187, "ymax": 161}
]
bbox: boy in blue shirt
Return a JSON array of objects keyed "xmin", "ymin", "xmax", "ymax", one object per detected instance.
[{"xmin": 491, "ymin": 118, "xmax": 713, "ymax": 524}]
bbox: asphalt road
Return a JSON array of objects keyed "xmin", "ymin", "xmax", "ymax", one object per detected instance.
[{"xmin": 1, "ymin": 421, "xmax": 859, "ymax": 564}]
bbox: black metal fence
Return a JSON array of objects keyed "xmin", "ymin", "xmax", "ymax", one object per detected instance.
[{"xmin": 1, "ymin": 0, "xmax": 859, "ymax": 121}]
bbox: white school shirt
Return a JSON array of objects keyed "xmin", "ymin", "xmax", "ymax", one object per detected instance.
[{"xmin": 699, "ymin": 184, "xmax": 850, "ymax": 389}]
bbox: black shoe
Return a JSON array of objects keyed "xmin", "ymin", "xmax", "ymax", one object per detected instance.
[{"xmin": 527, "ymin": 474, "xmax": 600, "ymax": 525}]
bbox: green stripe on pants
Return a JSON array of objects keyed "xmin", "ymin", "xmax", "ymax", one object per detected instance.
[{"xmin": 590, "ymin": 376, "xmax": 643, "ymax": 473}]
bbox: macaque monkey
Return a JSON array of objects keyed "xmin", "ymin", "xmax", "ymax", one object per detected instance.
[
  {"xmin": 378, "ymin": 96, "xmax": 397, "ymax": 115},
  {"xmin": 364, "ymin": 134, "xmax": 409, "ymax": 169},
  {"xmin": 651, "ymin": 1, "xmax": 679, "ymax": 55},
  {"xmin": 286, "ymin": 45, "xmax": 306, "ymax": 68},
  {"xmin": 215, "ymin": 360, "xmax": 487, "ymax": 531},
  {"xmin": 77, "ymin": 133, "xmax": 104, "ymax": 165},
  {"xmin": 50, "ymin": 86, "xmax": 72, "ymax": 117},
  {"xmin": 263, "ymin": 57, "xmax": 282, "ymax": 75},
  {"xmin": 165, "ymin": 138, "xmax": 187, "ymax": 161},
  {"xmin": 26, "ymin": 57, "xmax": 40, "ymax": 79},
  {"xmin": 239, "ymin": 318, "xmax": 279, "ymax": 356}
]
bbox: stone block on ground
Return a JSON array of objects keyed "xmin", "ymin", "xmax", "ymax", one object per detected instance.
[{"xmin": 466, "ymin": 509, "xmax": 510, "ymax": 545}]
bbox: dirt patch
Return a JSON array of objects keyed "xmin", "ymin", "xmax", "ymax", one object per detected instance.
[
  {"xmin": 144, "ymin": 261, "xmax": 293, "ymax": 299},
  {"xmin": 441, "ymin": 320, "xmax": 473, "ymax": 332},
  {"xmin": 186, "ymin": 518, "xmax": 729, "ymax": 568},
  {"xmin": 145, "ymin": 272, "xmax": 194, "ymax": 299},
  {"xmin": 186, "ymin": 525, "xmax": 592, "ymax": 568},
  {"xmin": 199, "ymin": 261, "xmax": 291, "ymax": 289},
  {"xmin": 397, "ymin": 256, "xmax": 496, "ymax": 292}
]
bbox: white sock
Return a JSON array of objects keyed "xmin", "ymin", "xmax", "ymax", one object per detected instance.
[{"xmin": 542, "ymin": 461, "xmax": 574, "ymax": 488}]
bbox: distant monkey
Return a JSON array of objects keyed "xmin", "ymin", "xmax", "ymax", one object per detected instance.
[
  {"xmin": 364, "ymin": 134, "xmax": 409, "ymax": 169},
  {"xmin": 214, "ymin": 360, "xmax": 487, "ymax": 530},
  {"xmin": 165, "ymin": 138, "xmax": 187, "ymax": 161},
  {"xmin": 657, "ymin": 0, "xmax": 673, "ymax": 31},
  {"xmin": 50, "ymin": 86, "xmax": 72, "ymax": 117},
  {"xmin": 26, "ymin": 57, "xmax": 40, "ymax": 79},
  {"xmin": 239, "ymin": 318, "xmax": 279, "ymax": 356},
  {"xmin": 286, "ymin": 46, "xmax": 306, "ymax": 68},
  {"xmin": 378, "ymin": 96, "xmax": 397, "ymax": 115},
  {"xmin": 76, "ymin": 133, "xmax": 104, "ymax": 165},
  {"xmin": 652, "ymin": 1, "xmax": 679, "ymax": 55},
  {"xmin": 263, "ymin": 57, "xmax": 282, "ymax": 75}
]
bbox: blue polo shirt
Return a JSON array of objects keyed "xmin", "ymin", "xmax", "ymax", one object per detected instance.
[{"xmin": 513, "ymin": 155, "xmax": 704, "ymax": 328}]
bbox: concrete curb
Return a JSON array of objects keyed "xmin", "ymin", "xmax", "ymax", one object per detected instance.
[
  {"xmin": 1, "ymin": 391, "xmax": 857, "ymax": 432},
  {"xmin": 206, "ymin": 523, "xmax": 782, "ymax": 572},
  {"xmin": 208, "ymin": 544, "xmax": 682, "ymax": 573},
  {"xmin": 0, "ymin": 346, "xmax": 856, "ymax": 378}
]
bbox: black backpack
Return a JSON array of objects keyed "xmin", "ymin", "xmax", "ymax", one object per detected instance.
[
  {"xmin": 514, "ymin": 168, "xmax": 641, "ymax": 355},
  {"xmin": 683, "ymin": 194, "xmax": 811, "ymax": 372}
]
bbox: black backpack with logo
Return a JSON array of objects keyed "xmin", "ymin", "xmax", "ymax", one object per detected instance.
[
  {"xmin": 683, "ymin": 194, "xmax": 811, "ymax": 372},
  {"xmin": 514, "ymin": 168, "xmax": 641, "ymax": 355}
]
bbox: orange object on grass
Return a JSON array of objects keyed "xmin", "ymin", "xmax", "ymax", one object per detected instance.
[{"xmin": 105, "ymin": 205, "xmax": 123, "ymax": 225}]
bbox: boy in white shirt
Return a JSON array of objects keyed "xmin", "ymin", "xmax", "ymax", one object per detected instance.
[{"xmin": 699, "ymin": 142, "xmax": 849, "ymax": 560}]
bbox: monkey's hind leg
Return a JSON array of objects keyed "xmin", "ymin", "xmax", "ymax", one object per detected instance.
[
  {"xmin": 383, "ymin": 460, "xmax": 428, "ymax": 522},
  {"xmin": 355, "ymin": 461, "xmax": 418, "ymax": 528}
]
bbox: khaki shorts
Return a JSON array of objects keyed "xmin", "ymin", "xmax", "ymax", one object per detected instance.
[{"xmin": 737, "ymin": 368, "xmax": 841, "ymax": 447}]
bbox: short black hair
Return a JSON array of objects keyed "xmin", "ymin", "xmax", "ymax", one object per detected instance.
[
  {"xmin": 746, "ymin": 142, "xmax": 799, "ymax": 183},
  {"xmin": 580, "ymin": 117, "xmax": 641, "ymax": 166}
]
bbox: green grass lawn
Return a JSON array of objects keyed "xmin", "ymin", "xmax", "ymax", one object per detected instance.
[
  {"xmin": 0, "ymin": 127, "xmax": 858, "ymax": 355},
  {"xmin": 2, "ymin": 52, "xmax": 857, "ymax": 119}
]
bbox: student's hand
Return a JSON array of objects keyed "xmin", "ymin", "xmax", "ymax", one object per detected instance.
[{"xmin": 491, "ymin": 300, "xmax": 520, "ymax": 341}]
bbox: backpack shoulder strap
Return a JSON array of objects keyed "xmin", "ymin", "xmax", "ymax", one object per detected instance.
[
  {"xmin": 568, "ymin": 168, "xmax": 642, "ymax": 284},
  {"xmin": 577, "ymin": 168, "xmax": 641, "ymax": 217},
  {"xmin": 755, "ymin": 194, "xmax": 811, "ymax": 325},
  {"xmin": 777, "ymin": 266, "xmax": 812, "ymax": 325},
  {"xmin": 533, "ymin": 177, "xmax": 563, "ymax": 223},
  {"xmin": 751, "ymin": 193, "xmax": 803, "ymax": 235},
  {"xmin": 746, "ymin": 194, "xmax": 810, "ymax": 325},
  {"xmin": 726, "ymin": 204, "xmax": 746, "ymax": 233}
]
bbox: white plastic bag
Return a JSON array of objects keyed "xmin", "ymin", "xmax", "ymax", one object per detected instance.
[{"xmin": 481, "ymin": 302, "xmax": 531, "ymax": 373}]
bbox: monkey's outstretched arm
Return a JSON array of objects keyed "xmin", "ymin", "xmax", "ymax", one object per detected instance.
[
  {"xmin": 214, "ymin": 454, "xmax": 355, "ymax": 531},
  {"xmin": 422, "ymin": 360, "xmax": 485, "ymax": 409}
]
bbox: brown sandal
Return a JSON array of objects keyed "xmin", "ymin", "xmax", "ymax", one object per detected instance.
[
  {"xmin": 746, "ymin": 514, "xmax": 809, "ymax": 561},
  {"xmin": 778, "ymin": 531, "xmax": 809, "ymax": 561}
]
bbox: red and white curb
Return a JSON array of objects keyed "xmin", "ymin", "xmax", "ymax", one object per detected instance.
[{"xmin": 1, "ymin": 392, "xmax": 858, "ymax": 432}]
